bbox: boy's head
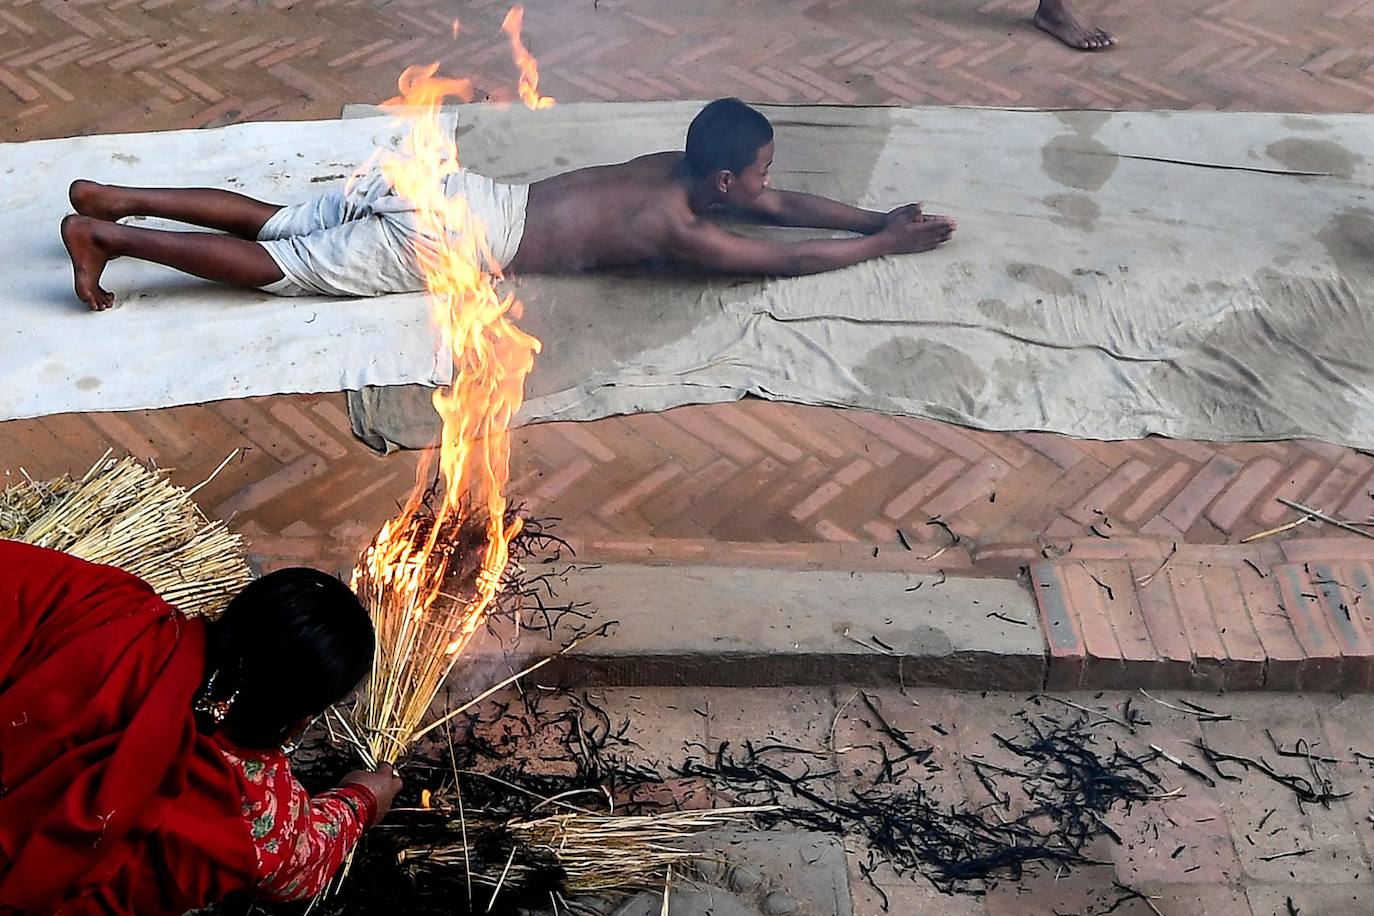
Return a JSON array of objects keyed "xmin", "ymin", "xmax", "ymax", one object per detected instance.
[{"xmin": 684, "ymin": 98, "xmax": 774, "ymax": 204}]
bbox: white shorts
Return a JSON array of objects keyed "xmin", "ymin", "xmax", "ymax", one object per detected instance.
[{"xmin": 256, "ymin": 168, "xmax": 529, "ymax": 297}]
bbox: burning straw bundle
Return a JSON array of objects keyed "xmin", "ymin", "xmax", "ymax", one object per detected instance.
[
  {"xmin": 340, "ymin": 59, "xmax": 546, "ymax": 768},
  {"xmin": 347, "ymin": 504, "xmax": 528, "ymax": 767},
  {"xmin": 1, "ymin": 452, "xmax": 250, "ymax": 617}
]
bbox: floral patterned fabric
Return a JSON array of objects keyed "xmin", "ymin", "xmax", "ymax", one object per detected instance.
[{"xmin": 217, "ymin": 744, "xmax": 378, "ymax": 901}]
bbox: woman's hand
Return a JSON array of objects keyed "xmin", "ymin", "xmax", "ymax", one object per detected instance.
[{"xmin": 341, "ymin": 764, "xmax": 404, "ymax": 823}]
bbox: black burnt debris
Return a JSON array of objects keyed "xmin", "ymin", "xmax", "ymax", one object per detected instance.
[
  {"xmin": 210, "ymin": 684, "xmax": 1180, "ymax": 915},
  {"xmin": 213, "ymin": 683, "xmax": 1355, "ymax": 916},
  {"xmin": 675, "ymin": 709, "xmax": 1165, "ymax": 898},
  {"xmin": 1193, "ymin": 732, "xmax": 1350, "ymax": 808}
]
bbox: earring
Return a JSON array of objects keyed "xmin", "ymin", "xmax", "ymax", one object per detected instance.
[{"xmin": 193, "ymin": 669, "xmax": 240, "ymax": 725}]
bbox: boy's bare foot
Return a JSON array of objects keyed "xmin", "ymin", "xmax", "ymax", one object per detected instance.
[
  {"xmin": 68, "ymin": 179, "xmax": 125, "ymax": 222},
  {"xmin": 1033, "ymin": 0, "xmax": 1114, "ymax": 51},
  {"xmin": 61, "ymin": 215, "xmax": 115, "ymax": 311}
]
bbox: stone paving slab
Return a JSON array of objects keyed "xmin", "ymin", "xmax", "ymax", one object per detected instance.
[
  {"xmin": 462, "ymin": 682, "xmax": 1374, "ymax": 910},
  {"xmin": 490, "ymin": 830, "xmax": 852, "ymax": 916},
  {"xmin": 1246, "ymin": 884, "xmax": 1368, "ymax": 916},
  {"xmin": 482, "ymin": 562, "xmax": 1045, "ymax": 688}
]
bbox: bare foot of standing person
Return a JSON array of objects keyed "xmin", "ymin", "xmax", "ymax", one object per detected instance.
[{"xmin": 1032, "ymin": 0, "xmax": 1115, "ymax": 50}]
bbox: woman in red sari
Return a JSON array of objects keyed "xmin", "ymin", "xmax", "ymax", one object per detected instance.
[{"xmin": 0, "ymin": 539, "xmax": 403, "ymax": 914}]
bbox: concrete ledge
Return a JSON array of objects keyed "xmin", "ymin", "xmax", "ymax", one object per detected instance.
[
  {"xmin": 500, "ymin": 563, "xmax": 1046, "ymax": 689},
  {"xmin": 374, "ymin": 537, "xmax": 1374, "ymax": 692}
]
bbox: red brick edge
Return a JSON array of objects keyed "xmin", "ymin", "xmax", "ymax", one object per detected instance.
[{"xmin": 1029, "ymin": 538, "xmax": 1374, "ymax": 692}]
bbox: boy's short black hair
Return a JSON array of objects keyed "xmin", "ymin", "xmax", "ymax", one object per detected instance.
[
  {"xmin": 199, "ymin": 568, "xmax": 374, "ymax": 748},
  {"xmin": 684, "ymin": 98, "xmax": 774, "ymax": 179}
]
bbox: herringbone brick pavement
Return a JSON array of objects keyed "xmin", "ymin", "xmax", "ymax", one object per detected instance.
[
  {"xmin": 5, "ymin": 0, "xmax": 1374, "ymax": 575},
  {"xmin": 5, "ymin": 0, "xmax": 1374, "ymax": 137}
]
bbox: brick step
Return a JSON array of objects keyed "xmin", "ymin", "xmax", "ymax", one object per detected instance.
[{"xmin": 1030, "ymin": 541, "xmax": 1374, "ymax": 693}]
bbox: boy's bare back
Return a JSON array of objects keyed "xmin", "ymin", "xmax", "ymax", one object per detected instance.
[
  {"xmin": 507, "ymin": 147, "xmax": 954, "ymax": 279},
  {"xmin": 507, "ymin": 152, "xmax": 691, "ymax": 274}
]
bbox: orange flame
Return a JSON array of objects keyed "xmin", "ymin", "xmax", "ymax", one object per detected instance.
[
  {"xmin": 355, "ymin": 60, "xmax": 544, "ymax": 664},
  {"xmin": 352, "ymin": 7, "xmax": 555, "ymax": 765},
  {"xmin": 501, "ymin": 5, "xmax": 554, "ymax": 110}
]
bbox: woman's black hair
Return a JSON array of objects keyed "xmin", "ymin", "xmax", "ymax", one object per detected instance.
[
  {"xmin": 198, "ymin": 568, "xmax": 374, "ymax": 749},
  {"xmin": 683, "ymin": 98, "xmax": 774, "ymax": 179}
]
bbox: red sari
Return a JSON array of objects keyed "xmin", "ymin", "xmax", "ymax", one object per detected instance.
[{"xmin": 0, "ymin": 540, "xmax": 258, "ymax": 913}]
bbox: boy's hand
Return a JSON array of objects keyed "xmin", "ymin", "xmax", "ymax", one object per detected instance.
[
  {"xmin": 884, "ymin": 203, "xmax": 924, "ymax": 227},
  {"xmin": 342, "ymin": 764, "xmax": 404, "ymax": 823},
  {"xmin": 880, "ymin": 211, "xmax": 957, "ymax": 255}
]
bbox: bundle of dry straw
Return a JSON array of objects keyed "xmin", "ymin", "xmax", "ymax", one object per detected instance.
[
  {"xmin": 1, "ymin": 451, "xmax": 250, "ymax": 617},
  {"xmin": 399, "ymin": 806, "xmax": 772, "ymax": 897},
  {"xmin": 345, "ymin": 507, "xmax": 516, "ymax": 768}
]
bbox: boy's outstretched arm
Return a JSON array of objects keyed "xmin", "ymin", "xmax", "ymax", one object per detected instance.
[
  {"xmin": 667, "ymin": 209, "xmax": 954, "ymax": 277},
  {"xmin": 740, "ymin": 189, "xmax": 915, "ymax": 234}
]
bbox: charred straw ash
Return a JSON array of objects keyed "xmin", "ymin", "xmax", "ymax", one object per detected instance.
[
  {"xmin": 378, "ymin": 498, "xmax": 594, "ymax": 640},
  {"xmin": 200, "ymin": 507, "xmax": 1356, "ymax": 915},
  {"xmin": 676, "ymin": 709, "xmax": 1166, "ymax": 897},
  {"xmin": 1192, "ymin": 729, "xmax": 1351, "ymax": 808},
  {"xmin": 251, "ymin": 684, "xmax": 671, "ymax": 916},
  {"xmin": 246, "ymin": 704, "xmax": 1165, "ymax": 915}
]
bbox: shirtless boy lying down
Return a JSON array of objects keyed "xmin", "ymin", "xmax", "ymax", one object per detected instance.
[{"xmin": 61, "ymin": 98, "xmax": 956, "ymax": 311}]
